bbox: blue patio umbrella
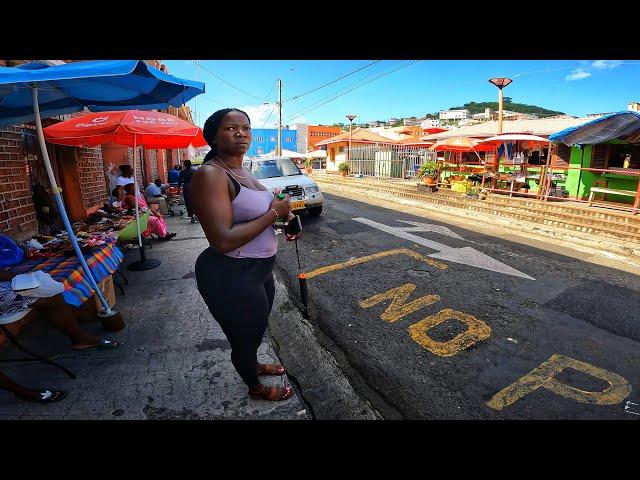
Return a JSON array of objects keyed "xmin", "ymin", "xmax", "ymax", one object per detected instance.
[{"xmin": 0, "ymin": 60, "xmax": 205, "ymax": 317}]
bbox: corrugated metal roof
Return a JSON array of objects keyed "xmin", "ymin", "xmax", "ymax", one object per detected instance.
[{"xmin": 423, "ymin": 116, "xmax": 593, "ymax": 141}]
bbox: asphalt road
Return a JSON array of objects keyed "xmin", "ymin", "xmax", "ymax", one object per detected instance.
[{"xmin": 274, "ymin": 193, "xmax": 640, "ymax": 420}]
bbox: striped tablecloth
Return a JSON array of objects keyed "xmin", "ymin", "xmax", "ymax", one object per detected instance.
[{"xmin": 5, "ymin": 243, "xmax": 124, "ymax": 307}]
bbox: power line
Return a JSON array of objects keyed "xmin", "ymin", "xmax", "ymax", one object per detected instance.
[
  {"xmin": 283, "ymin": 60, "xmax": 381, "ymax": 102},
  {"xmin": 196, "ymin": 61, "xmax": 263, "ymax": 101},
  {"xmin": 283, "ymin": 60, "xmax": 404, "ymax": 122},
  {"xmin": 199, "ymin": 95, "xmax": 226, "ymax": 106},
  {"xmin": 285, "ymin": 61, "xmax": 421, "ymax": 123},
  {"xmin": 261, "ymin": 81, "xmax": 277, "ymax": 104},
  {"xmin": 261, "ymin": 102, "xmax": 278, "ymax": 129}
]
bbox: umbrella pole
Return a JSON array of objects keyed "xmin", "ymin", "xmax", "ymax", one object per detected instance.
[
  {"xmin": 31, "ymin": 86, "xmax": 115, "ymax": 316},
  {"xmin": 128, "ymin": 136, "xmax": 160, "ymax": 271}
]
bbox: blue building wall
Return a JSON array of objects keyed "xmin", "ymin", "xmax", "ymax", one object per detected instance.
[{"xmin": 246, "ymin": 128, "xmax": 297, "ymax": 157}]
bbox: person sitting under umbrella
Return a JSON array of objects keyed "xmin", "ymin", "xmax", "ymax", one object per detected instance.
[
  {"xmin": 116, "ymin": 164, "xmax": 142, "ymax": 198},
  {"xmin": 122, "ymin": 184, "xmax": 176, "ymax": 241},
  {"xmin": 0, "ymin": 270, "xmax": 121, "ymax": 352},
  {"xmin": 0, "ymin": 369, "xmax": 67, "ymax": 404},
  {"xmin": 145, "ymin": 179, "xmax": 170, "ymax": 215}
]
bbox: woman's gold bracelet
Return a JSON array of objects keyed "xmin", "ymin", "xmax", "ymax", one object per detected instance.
[{"xmin": 269, "ymin": 208, "xmax": 279, "ymax": 222}]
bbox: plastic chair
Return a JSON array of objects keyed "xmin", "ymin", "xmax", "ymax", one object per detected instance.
[{"xmin": 117, "ymin": 210, "xmax": 151, "ymax": 247}]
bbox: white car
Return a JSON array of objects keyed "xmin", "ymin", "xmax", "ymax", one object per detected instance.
[{"xmin": 244, "ymin": 157, "xmax": 324, "ymax": 216}]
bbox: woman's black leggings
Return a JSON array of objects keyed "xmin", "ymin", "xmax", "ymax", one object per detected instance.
[{"xmin": 195, "ymin": 248, "xmax": 275, "ymax": 389}]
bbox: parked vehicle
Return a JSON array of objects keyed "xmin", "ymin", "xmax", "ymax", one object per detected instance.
[{"xmin": 244, "ymin": 157, "xmax": 324, "ymax": 216}]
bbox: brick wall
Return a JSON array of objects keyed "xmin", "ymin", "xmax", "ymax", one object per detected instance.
[
  {"xmin": 77, "ymin": 146, "xmax": 108, "ymax": 211},
  {"xmin": 126, "ymin": 147, "xmax": 145, "ymax": 188},
  {"xmin": 146, "ymin": 149, "xmax": 158, "ymax": 183},
  {"xmin": 156, "ymin": 150, "xmax": 168, "ymax": 183},
  {"xmin": 0, "ymin": 127, "xmax": 37, "ymax": 239}
]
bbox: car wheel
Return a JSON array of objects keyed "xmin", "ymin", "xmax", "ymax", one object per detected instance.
[{"xmin": 308, "ymin": 206, "xmax": 322, "ymax": 216}]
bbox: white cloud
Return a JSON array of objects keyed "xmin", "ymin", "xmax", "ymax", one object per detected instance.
[
  {"xmin": 196, "ymin": 104, "xmax": 307, "ymax": 130},
  {"xmin": 592, "ymin": 60, "xmax": 622, "ymax": 69},
  {"xmin": 240, "ymin": 103, "xmax": 278, "ymax": 128},
  {"xmin": 565, "ymin": 69, "xmax": 592, "ymax": 81}
]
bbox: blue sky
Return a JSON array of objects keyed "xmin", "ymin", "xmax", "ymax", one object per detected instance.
[{"xmin": 163, "ymin": 60, "xmax": 640, "ymax": 129}]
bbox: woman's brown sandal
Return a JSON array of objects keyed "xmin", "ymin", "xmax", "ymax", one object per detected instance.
[
  {"xmin": 248, "ymin": 384, "xmax": 293, "ymax": 401},
  {"xmin": 257, "ymin": 363, "xmax": 287, "ymax": 376}
]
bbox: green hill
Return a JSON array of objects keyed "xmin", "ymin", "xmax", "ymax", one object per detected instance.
[{"xmin": 447, "ymin": 100, "xmax": 565, "ymax": 117}]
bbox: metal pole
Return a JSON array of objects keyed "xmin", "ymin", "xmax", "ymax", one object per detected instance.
[
  {"xmin": 349, "ymin": 119, "xmax": 353, "ymax": 162},
  {"xmin": 31, "ymin": 85, "xmax": 113, "ymax": 315},
  {"xmin": 194, "ymin": 60, "xmax": 200, "ymax": 126},
  {"xmin": 633, "ymin": 175, "xmax": 640, "ymax": 214},
  {"xmin": 133, "ymin": 136, "xmax": 143, "ymax": 250},
  {"xmin": 128, "ymin": 137, "xmax": 161, "ymax": 271},
  {"xmin": 544, "ymin": 144, "xmax": 556, "ymax": 201},
  {"xmin": 498, "ymin": 88, "xmax": 504, "ymax": 135},
  {"xmin": 277, "ymin": 78, "xmax": 282, "ymax": 156}
]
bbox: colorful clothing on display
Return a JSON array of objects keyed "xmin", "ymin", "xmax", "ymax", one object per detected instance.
[{"xmin": 4, "ymin": 244, "xmax": 124, "ymax": 307}]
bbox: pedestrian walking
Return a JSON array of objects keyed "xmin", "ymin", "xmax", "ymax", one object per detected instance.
[
  {"xmin": 178, "ymin": 160, "xmax": 197, "ymax": 223},
  {"xmin": 191, "ymin": 108, "xmax": 301, "ymax": 402}
]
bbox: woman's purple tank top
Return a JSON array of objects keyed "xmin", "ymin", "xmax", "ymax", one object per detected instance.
[{"xmin": 225, "ymin": 183, "xmax": 277, "ymax": 259}]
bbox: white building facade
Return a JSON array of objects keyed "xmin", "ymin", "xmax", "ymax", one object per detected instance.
[{"xmin": 439, "ymin": 109, "xmax": 470, "ymax": 120}]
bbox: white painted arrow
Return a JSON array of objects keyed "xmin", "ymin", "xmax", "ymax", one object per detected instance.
[
  {"xmin": 352, "ymin": 217, "xmax": 534, "ymax": 280},
  {"xmin": 395, "ymin": 220, "xmax": 465, "ymax": 240}
]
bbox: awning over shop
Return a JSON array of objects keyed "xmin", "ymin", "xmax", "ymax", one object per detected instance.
[
  {"xmin": 304, "ymin": 149, "xmax": 328, "ymax": 159},
  {"xmin": 263, "ymin": 148, "xmax": 304, "ymax": 158},
  {"xmin": 477, "ymin": 134, "xmax": 550, "ymax": 145},
  {"xmin": 0, "ymin": 60, "xmax": 205, "ymax": 127},
  {"xmin": 549, "ymin": 111, "xmax": 640, "ymax": 145},
  {"xmin": 429, "ymin": 137, "xmax": 495, "ymax": 152}
]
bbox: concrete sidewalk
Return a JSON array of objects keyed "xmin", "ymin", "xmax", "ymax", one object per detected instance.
[{"xmin": 0, "ymin": 211, "xmax": 311, "ymax": 420}]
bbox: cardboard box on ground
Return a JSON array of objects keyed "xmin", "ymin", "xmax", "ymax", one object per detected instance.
[{"xmin": 93, "ymin": 275, "xmax": 116, "ymax": 310}]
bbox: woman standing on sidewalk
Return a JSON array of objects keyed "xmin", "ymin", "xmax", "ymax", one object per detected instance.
[{"xmin": 191, "ymin": 108, "xmax": 301, "ymax": 402}]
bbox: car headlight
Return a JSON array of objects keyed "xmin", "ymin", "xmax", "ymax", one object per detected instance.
[{"xmin": 305, "ymin": 186, "xmax": 319, "ymax": 194}]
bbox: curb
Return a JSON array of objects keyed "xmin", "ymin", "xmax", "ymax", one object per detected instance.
[{"xmin": 268, "ymin": 274, "xmax": 381, "ymax": 420}]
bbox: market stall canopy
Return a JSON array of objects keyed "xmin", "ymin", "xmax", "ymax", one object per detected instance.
[
  {"xmin": 548, "ymin": 111, "xmax": 640, "ymax": 145},
  {"xmin": 304, "ymin": 149, "xmax": 328, "ymax": 158},
  {"xmin": 0, "ymin": 59, "xmax": 205, "ymax": 313},
  {"xmin": 477, "ymin": 133, "xmax": 550, "ymax": 144},
  {"xmin": 44, "ymin": 110, "xmax": 207, "ymax": 272},
  {"xmin": 429, "ymin": 137, "xmax": 495, "ymax": 152},
  {"xmin": 265, "ymin": 148, "xmax": 304, "ymax": 158},
  {"xmin": 0, "ymin": 60, "xmax": 205, "ymax": 127},
  {"xmin": 43, "ymin": 110, "xmax": 207, "ymax": 148}
]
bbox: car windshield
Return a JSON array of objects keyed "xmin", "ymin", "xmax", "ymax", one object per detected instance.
[{"xmin": 250, "ymin": 158, "xmax": 302, "ymax": 179}]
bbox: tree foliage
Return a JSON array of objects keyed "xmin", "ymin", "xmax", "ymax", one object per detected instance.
[{"xmin": 447, "ymin": 100, "xmax": 564, "ymax": 117}]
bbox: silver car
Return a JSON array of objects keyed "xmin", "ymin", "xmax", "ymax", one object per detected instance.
[{"xmin": 244, "ymin": 157, "xmax": 324, "ymax": 216}]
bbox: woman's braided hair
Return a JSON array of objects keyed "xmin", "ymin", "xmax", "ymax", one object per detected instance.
[{"xmin": 202, "ymin": 108, "xmax": 251, "ymax": 163}]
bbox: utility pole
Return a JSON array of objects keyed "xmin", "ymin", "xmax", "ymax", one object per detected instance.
[
  {"xmin": 277, "ymin": 77, "xmax": 282, "ymax": 156},
  {"xmin": 488, "ymin": 77, "xmax": 512, "ymax": 134},
  {"xmin": 346, "ymin": 114, "xmax": 356, "ymax": 162}
]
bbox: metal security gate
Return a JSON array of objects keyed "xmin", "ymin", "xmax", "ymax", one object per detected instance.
[{"xmin": 347, "ymin": 145, "xmax": 436, "ymax": 179}]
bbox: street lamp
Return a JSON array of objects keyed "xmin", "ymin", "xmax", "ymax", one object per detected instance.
[
  {"xmin": 488, "ymin": 77, "xmax": 512, "ymax": 134},
  {"xmin": 346, "ymin": 114, "xmax": 356, "ymax": 162}
]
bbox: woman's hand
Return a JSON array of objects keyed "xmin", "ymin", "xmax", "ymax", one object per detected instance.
[
  {"xmin": 284, "ymin": 212, "xmax": 301, "ymax": 241},
  {"xmin": 270, "ymin": 192, "xmax": 291, "ymax": 218}
]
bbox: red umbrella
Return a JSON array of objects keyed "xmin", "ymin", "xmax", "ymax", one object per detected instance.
[
  {"xmin": 43, "ymin": 110, "xmax": 207, "ymax": 148},
  {"xmin": 44, "ymin": 110, "xmax": 207, "ymax": 270}
]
